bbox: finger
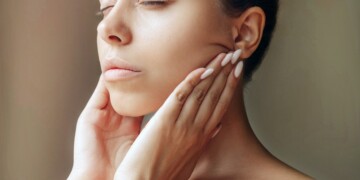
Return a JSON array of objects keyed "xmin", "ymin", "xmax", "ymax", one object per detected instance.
[
  {"xmin": 85, "ymin": 75, "xmax": 110, "ymax": 110},
  {"xmin": 205, "ymin": 61, "xmax": 243, "ymax": 136},
  {"xmin": 192, "ymin": 53, "xmax": 235, "ymax": 131},
  {"xmin": 175, "ymin": 53, "xmax": 227, "ymax": 129},
  {"xmin": 210, "ymin": 123, "xmax": 222, "ymax": 139},
  {"xmin": 154, "ymin": 67, "xmax": 207, "ymax": 125}
]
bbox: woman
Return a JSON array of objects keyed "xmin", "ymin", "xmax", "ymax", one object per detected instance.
[{"xmin": 68, "ymin": 0, "xmax": 312, "ymax": 179}]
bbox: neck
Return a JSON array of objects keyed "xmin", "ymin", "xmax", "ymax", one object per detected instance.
[
  {"xmin": 141, "ymin": 85, "xmax": 273, "ymax": 178},
  {"xmin": 189, "ymin": 85, "xmax": 272, "ymax": 179}
]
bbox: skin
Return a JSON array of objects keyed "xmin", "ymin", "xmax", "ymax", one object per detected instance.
[
  {"xmin": 96, "ymin": 0, "xmax": 233, "ymax": 117},
  {"xmin": 68, "ymin": 0, "xmax": 313, "ymax": 179},
  {"xmin": 114, "ymin": 54, "xmax": 243, "ymax": 180}
]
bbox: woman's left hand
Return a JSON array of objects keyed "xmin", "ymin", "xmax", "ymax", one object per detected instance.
[{"xmin": 114, "ymin": 51, "xmax": 244, "ymax": 180}]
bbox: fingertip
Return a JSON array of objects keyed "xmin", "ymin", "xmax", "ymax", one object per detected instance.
[
  {"xmin": 194, "ymin": 67, "xmax": 207, "ymax": 76},
  {"xmin": 200, "ymin": 68, "xmax": 214, "ymax": 80},
  {"xmin": 99, "ymin": 74, "xmax": 105, "ymax": 83},
  {"xmin": 227, "ymin": 67, "xmax": 241, "ymax": 90},
  {"xmin": 185, "ymin": 67, "xmax": 207, "ymax": 83},
  {"xmin": 86, "ymin": 75, "xmax": 110, "ymax": 110},
  {"xmin": 96, "ymin": 74, "xmax": 108, "ymax": 93},
  {"xmin": 234, "ymin": 61, "xmax": 244, "ymax": 79},
  {"xmin": 202, "ymin": 52, "xmax": 226, "ymax": 69},
  {"xmin": 211, "ymin": 123, "xmax": 222, "ymax": 139},
  {"xmin": 214, "ymin": 53, "xmax": 227, "ymax": 67}
]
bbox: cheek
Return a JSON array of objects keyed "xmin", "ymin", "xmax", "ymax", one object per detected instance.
[
  {"xmin": 133, "ymin": 9, "xmax": 229, "ymax": 88},
  {"xmin": 98, "ymin": 4, "xmax": 232, "ymax": 116},
  {"xmin": 97, "ymin": 35, "xmax": 109, "ymax": 61}
]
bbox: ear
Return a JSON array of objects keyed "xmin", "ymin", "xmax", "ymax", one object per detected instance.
[{"xmin": 231, "ymin": 7, "xmax": 266, "ymax": 59}]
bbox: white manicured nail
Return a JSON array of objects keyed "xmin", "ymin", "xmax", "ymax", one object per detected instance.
[
  {"xmin": 221, "ymin": 52, "xmax": 233, "ymax": 67},
  {"xmin": 211, "ymin": 124, "xmax": 222, "ymax": 139},
  {"xmin": 234, "ymin": 61, "xmax": 243, "ymax": 78},
  {"xmin": 231, "ymin": 49, "xmax": 242, "ymax": 64},
  {"xmin": 200, "ymin": 68, "xmax": 214, "ymax": 80}
]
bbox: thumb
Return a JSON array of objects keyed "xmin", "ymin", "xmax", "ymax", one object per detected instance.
[
  {"xmin": 86, "ymin": 75, "xmax": 109, "ymax": 110},
  {"xmin": 121, "ymin": 116, "xmax": 145, "ymax": 135}
]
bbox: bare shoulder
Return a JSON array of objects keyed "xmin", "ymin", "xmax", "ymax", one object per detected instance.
[
  {"xmin": 261, "ymin": 166, "xmax": 313, "ymax": 180},
  {"xmin": 189, "ymin": 166, "xmax": 313, "ymax": 180},
  {"xmin": 248, "ymin": 158, "xmax": 314, "ymax": 180},
  {"xmin": 189, "ymin": 154, "xmax": 314, "ymax": 180}
]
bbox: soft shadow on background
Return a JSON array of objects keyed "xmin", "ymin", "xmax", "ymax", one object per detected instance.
[{"xmin": 0, "ymin": 0, "xmax": 359, "ymax": 179}]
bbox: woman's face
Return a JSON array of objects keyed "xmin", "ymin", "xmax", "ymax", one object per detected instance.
[{"xmin": 97, "ymin": 0, "xmax": 235, "ymax": 117}]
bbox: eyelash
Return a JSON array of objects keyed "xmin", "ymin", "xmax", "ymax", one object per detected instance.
[{"xmin": 96, "ymin": 1, "xmax": 167, "ymax": 17}]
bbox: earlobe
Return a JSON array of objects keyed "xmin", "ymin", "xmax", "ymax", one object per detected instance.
[{"xmin": 231, "ymin": 7, "xmax": 266, "ymax": 59}]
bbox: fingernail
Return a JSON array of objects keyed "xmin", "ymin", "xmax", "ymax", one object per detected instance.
[
  {"xmin": 234, "ymin": 61, "xmax": 244, "ymax": 78},
  {"xmin": 200, "ymin": 68, "xmax": 214, "ymax": 80},
  {"xmin": 211, "ymin": 124, "xmax": 222, "ymax": 139},
  {"xmin": 221, "ymin": 52, "xmax": 233, "ymax": 67},
  {"xmin": 231, "ymin": 49, "xmax": 242, "ymax": 64}
]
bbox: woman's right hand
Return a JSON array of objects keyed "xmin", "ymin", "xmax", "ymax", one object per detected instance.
[{"xmin": 67, "ymin": 76, "xmax": 144, "ymax": 180}]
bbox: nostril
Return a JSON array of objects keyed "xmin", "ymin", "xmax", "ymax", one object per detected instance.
[{"xmin": 109, "ymin": 35, "xmax": 121, "ymax": 42}]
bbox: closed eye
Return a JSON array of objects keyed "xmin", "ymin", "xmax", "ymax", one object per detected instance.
[
  {"xmin": 139, "ymin": 1, "xmax": 167, "ymax": 6},
  {"xmin": 96, "ymin": 0, "xmax": 168, "ymax": 17},
  {"xmin": 96, "ymin": 6, "xmax": 113, "ymax": 17}
]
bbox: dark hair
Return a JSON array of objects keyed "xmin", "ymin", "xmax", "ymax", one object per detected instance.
[{"xmin": 219, "ymin": 0, "xmax": 279, "ymax": 84}]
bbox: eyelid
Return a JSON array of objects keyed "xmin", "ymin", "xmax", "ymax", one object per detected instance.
[
  {"xmin": 96, "ymin": 0, "xmax": 169, "ymax": 17},
  {"xmin": 138, "ymin": 0, "xmax": 167, "ymax": 2},
  {"xmin": 137, "ymin": 0, "xmax": 168, "ymax": 5},
  {"xmin": 96, "ymin": 6, "xmax": 113, "ymax": 17}
]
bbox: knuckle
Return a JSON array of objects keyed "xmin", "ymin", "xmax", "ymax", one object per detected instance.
[
  {"xmin": 223, "ymin": 66, "xmax": 232, "ymax": 75},
  {"xmin": 227, "ymin": 78, "xmax": 237, "ymax": 90},
  {"xmin": 176, "ymin": 123, "xmax": 189, "ymax": 136},
  {"xmin": 193, "ymin": 88, "xmax": 206, "ymax": 103},
  {"xmin": 208, "ymin": 90, "xmax": 220, "ymax": 103},
  {"xmin": 217, "ymin": 99, "xmax": 227, "ymax": 108},
  {"xmin": 175, "ymin": 90, "xmax": 188, "ymax": 104},
  {"xmin": 187, "ymin": 78, "xmax": 197, "ymax": 88}
]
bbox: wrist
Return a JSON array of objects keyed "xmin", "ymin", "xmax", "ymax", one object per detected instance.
[{"xmin": 114, "ymin": 167, "xmax": 149, "ymax": 180}]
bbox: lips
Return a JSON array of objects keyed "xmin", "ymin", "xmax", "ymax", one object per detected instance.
[
  {"xmin": 102, "ymin": 58, "xmax": 142, "ymax": 72},
  {"xmin": 102, "ymin": 58, "xmax": 143, "ymax": 81}
]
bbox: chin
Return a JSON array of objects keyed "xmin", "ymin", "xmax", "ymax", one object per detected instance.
[{"xmin": 109, "ymin": 92, "xmax": 163, "ymax": 117}]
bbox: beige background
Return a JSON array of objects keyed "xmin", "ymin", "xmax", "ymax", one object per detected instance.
[{"xmin": 1, "ymin": 0, "xmax": 359, "ymax": 179}]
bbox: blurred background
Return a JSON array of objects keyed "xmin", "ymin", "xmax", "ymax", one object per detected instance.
[{"xmin": 0, "ymin": 0, "xmax": 359, "ymax": 179}]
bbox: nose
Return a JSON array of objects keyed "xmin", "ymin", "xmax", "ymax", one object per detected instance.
[{"xmin": 97, "ymin": 4, "xmax": 132, "ymax": 46}]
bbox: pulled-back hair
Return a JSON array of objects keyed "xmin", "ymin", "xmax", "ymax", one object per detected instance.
[{"xmin": 219, "ymin": 0, "xmax": 279, "ymax": 84}]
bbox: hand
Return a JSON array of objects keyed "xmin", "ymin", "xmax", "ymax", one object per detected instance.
[
  {"xmin": 67, "ymin": 76, "xmax": 144, "ymax": 180},
  {"xmin": 114, "ymin": 50, "xmax": 244, "ymax": 180}
]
